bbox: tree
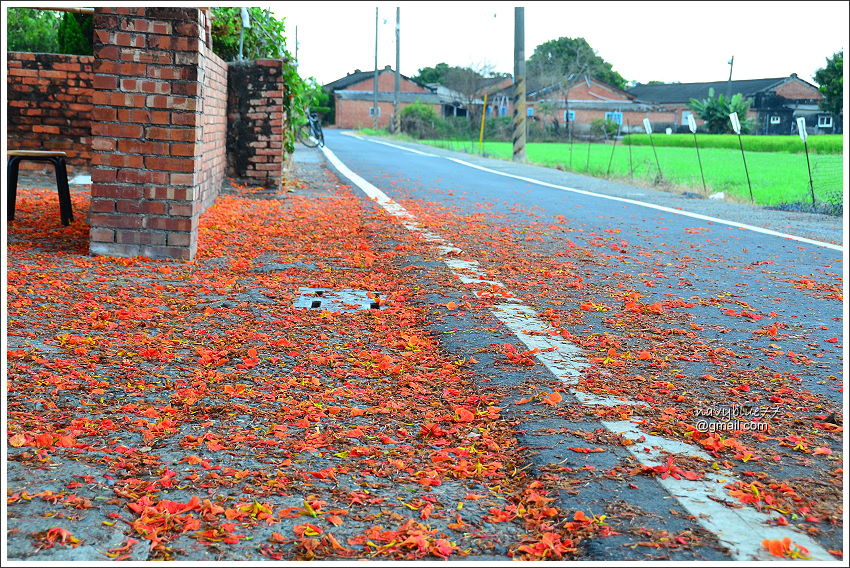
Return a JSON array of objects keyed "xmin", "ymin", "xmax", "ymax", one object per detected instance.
[
  {"xmin": 6, "ymin": 8, "xmax": 61, "ymax": 53},
  {"xmin": 527, "ymin": 37, "xmax": 627, "ymax": 92},
  {"xmin": 209, "ymin": 7, "xmax": 290, "ymax": 62},
  {"xmin": 57, "ymin": 12, "xmax": 93, "ymax": 55},
  {"xmin": 302, "ymin": 78, "xmax": 331, "ymax": 123},
  {"xmin": 209, "ymin": 8, "xmax": 310, "ymax": 153},
  {"xmin": 442, "ymin": 64, "xmax": 496, "ymax": 125},
  {"xmin": 412, "ymin": 63, "xmax": 452, "ymax": 85},
  {"xmin": 814, "ymin": 51, "xmax": 843, "ymax": 116},
  {"xmin": 688, "ymin": 88, "xmax": 754, "ymax": 134}
]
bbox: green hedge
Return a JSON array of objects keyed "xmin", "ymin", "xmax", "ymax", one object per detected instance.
[{"xmin": 621, "ymin": 134, "xmax": 842, "ymax": 154}]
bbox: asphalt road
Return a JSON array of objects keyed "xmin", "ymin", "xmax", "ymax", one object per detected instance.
[{"xmin": 318, "ymin": 129, "xmax": 845, "ymax": 561}]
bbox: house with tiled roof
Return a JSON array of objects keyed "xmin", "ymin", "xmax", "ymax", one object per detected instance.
[
  {"xmin": 325, "ymin": 67, "xmax": 514, "ymax": 128},
  {"xmin": 325, "ymin": 66, "xmax": 452, "ymax": 129},
  {"xmin": 628, "ymin": 74, "xmax": 836, "ymax": 135}
]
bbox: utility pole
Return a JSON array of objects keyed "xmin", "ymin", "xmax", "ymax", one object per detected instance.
[
  {"xmin": 726, "ymin": 55, "xmax": 734, "ymax": 96},
  {"xmin": 512, "ymin": 7, "xmax": 526, "ymax": 162},
  {"xmin": 392, "ymin": 7, "xmax": 400, "ymax": 134},
  {"xmin": 373, "ymin": 7, "xmax": 379, "ymax": 130}
]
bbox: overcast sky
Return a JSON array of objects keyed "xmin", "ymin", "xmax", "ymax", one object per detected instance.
[{"xmin": 274, "ymin": 1, "xmax": 847, "ymax": 87}]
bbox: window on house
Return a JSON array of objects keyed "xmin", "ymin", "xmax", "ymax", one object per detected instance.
[
  {"xmin": 527, "ymin": 107, "xmax": 534, "ymax": 117},
  {"xmin": 681, "ymin": 111, "xmax": 693, "ymax": 126},
  {"xmin": 604, "ymin": 111, "xmax": 623, "ymax": 125},
  {"xmin": 369, "ymin": 107, "xmax": 381, "ymax": 116},
  {"xmin": 564, "ymin": 110, "xmax": 575, "ymax": 122},
  {"xmin": 817, "ymin": 115, "xmax": 832, "ymax": 128}
]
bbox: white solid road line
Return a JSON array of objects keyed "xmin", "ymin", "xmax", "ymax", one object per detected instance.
[
  {"xmin": 445, "ymin": 156, "xmax": 843, "ymax": 252},
  {"xmin": 341, "ymin": 131, "xmax": 438, "ymax": 156},
  {"xmin": 320, "ymin": 144, "xmax": 835, "ymax": 560},
  {"xmin": 341, "ymin": 131, "xmax": 843, "ymax": 252}
]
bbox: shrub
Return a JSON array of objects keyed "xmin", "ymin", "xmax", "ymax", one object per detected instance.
[
  {"xmin": 590, "ymin": 118, "xmax": 620, "ymax": 139},
  {"xmin": 399, "ymin": 102, "xmax": 441, "ymax": 139}
]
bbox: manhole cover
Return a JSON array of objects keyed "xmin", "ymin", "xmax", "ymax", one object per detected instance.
[{"xmin": 293, "ymin": 287, "xmax": 385, "ymax": 312}]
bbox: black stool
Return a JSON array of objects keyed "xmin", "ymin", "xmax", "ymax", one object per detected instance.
[{"xmin": 7, "ymin": 150, "xmax": 74, "ymax": 226}]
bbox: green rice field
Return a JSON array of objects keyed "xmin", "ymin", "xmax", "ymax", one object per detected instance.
[{"xmin": 418, "ymin": 138, "xmax": 844, "ymax": 208}]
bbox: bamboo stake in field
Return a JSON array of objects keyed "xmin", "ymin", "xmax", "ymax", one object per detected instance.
[
  {"xmin": 729, "ymin": 112, "xmax": 753, "ymax": 202},
  {"xmin": 607, "ymin": 120, "xmax": 621, "ymax": 176},
  {"xmin": 796, "ymin": 117, "xmax": 816, "ymax": 206},
  {"xmin": 687, "ymin": 115, "xmax": 707, "ymax": 194},
  {"xmin": 625, "ymin": 120, "xmax": 633, "ymax": 179},
  {"xmin": 643, "ymin": 118, "xmax": 663, "ymax": 182}
]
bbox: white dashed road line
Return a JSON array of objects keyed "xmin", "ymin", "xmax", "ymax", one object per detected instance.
[{"xmin": 320, "ymin": 143, "xmax": 835, "ymax": 560}]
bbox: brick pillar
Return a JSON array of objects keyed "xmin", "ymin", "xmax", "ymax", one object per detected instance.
[
  {"xmin": 89, "ymin": 7, "xmax": 217, "ymax": 260},
  {"xmin": 226, "ymin": 59, "xmax": 285, "ymax": 187}
]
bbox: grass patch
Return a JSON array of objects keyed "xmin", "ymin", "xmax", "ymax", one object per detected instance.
[
  {"xmin": 417, "ymin": 139, "xmax": 844, "ymax": 208},
  {"xmin": 621, "ymin": 134, "xmax": 842, "ymax": 154}
]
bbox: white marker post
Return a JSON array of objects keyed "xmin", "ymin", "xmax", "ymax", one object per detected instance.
[
  {"xmin": 643, "ymin": 118, "xmax": 662, "ymax": 182},
  {"xmin": 730, "ymin": 112, "xmax": 753, "ymax": 201},
  {"xmin": 688, "ymin": 114, "xmax": 707, "ymax": 194},
  {"xmin": 797, "ymin": 117, "xmax": 815, "ymax": 205}
]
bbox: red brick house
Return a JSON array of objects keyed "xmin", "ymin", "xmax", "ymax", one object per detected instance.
[
  {"xmin": 490, "ymin": 73, "xmax": 834, "ymax": 136},
  {"xmin": 324, "ymin": 66, "xmax": 439, "ymax": 129},
  {"xmin": 628, "ymin": 74, "xmax": 834, "ymax": 135},
  {"xmin": 325, "ymin": 67, "xmax": 514, "ymax": 128},
  {"xmin": 519, "ymin": 76, "xmax": 654, "ymax": 135}
]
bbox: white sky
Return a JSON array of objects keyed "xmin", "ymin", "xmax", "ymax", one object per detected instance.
[
  {"xmin": 274, "ymin": 1, "xmax": 848, "ymax": 87},
  {"xmin": 3, "ymin": 1, "xmax": 846, "ymax": 87}
]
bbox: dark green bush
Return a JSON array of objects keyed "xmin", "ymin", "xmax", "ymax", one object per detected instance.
[{"xmin": 399, "ymin": 102, "xmax": 441, "ymax": 138}]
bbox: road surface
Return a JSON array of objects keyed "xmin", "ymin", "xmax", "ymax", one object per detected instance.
[{"xmin": 319, "ymin": 129, "xmax": 844, "ymax": 561}]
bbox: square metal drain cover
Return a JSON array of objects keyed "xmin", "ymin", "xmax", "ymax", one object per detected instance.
[{"xmin": 293, "ymin": 287, "xmax": 385, "ymax": 312}]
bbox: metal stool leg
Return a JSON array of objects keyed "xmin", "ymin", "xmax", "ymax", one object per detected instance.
[
  {"xmin": 7, "ymin": 157, "xmax": 21, "ymax": 222},
  {"xmin": 52, "ymin": 157, "xmax": 73, "ymax": 226}
]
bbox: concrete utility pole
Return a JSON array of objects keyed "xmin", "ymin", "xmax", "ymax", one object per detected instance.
[
  {"xmin": 373, "ymin": 7, "xmax": 379, "ymax": 130},
  {"xmin": 391, "ymin": 7, "xmax": 401, "ymax": 134},
  {"xmin": 726, "ymin": 55, "xmax": 734, "ymax": 96},
  {"xmin": 512, "ymin": 7, "xmax": 526, "ymax": 162}
]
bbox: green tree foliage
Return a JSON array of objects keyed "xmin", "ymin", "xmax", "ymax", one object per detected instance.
[
  {"xmin": 209, "ymin": 7, "xmax": 311, "ymax": 154},
  {"xmin": 302, "ymin": 78, "xmax": 331, "ymax": 123},
  {"xmin": 527, "ymin": 37, "xmax": 627, "ymax": 91},
  {"xmin": 209, "ymin": 7, "xmax": 289, "ymax": 62},
  {"xmin": 412, "ymin": 62, "xmax": 452, "ymax": 85},
  {"xmin": 6, "ymin": 8, "xmax": 61, "ymax": 53},
  {"xmin": 57, "ymin": 12, "xmax": 93, "ymax": 55},
  {"xmin": 688, "ymin": 88, "xmax": 754, "ymax": 134},
  {"xmin": 814, "ymin": 51, "xmax": 843, "ymax": 116}
]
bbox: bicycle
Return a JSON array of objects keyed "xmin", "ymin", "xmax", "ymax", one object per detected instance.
[{"xmin": 297, "ymin": 111, "xmax": 324, "ymax": 148}]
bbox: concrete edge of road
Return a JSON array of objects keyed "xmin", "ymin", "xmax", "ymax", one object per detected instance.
[{"xmin": 333, "ymin": 130, "xmax": 845, "ymax": 253}]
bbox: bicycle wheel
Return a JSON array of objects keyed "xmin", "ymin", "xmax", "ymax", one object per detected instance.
[{"xmin": 297, "ymin": 123, "xmax": 319, "ymax": 148}]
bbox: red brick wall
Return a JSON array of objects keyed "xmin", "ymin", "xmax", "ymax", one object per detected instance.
[
  {"xmin": 775, "ymin": 80, "xmax": 823, "ymax": 100},
  {"xmin": 226, "ymin": 59, "xmax": 285, "ymax": 186},
  {"xmin": 199, "ymin": 51, "xmax": 228, "ymax": 209},
  {"xmin": 335, "ymin": 99, "xmax": 440, "ymax": 129},
  {"xmin": 6, "ymin": 52, "xmax": 93, "ymax": 173},
  {"xmin": 88, "ymin": 7, "xmax": 226, "ymax": 260}
]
